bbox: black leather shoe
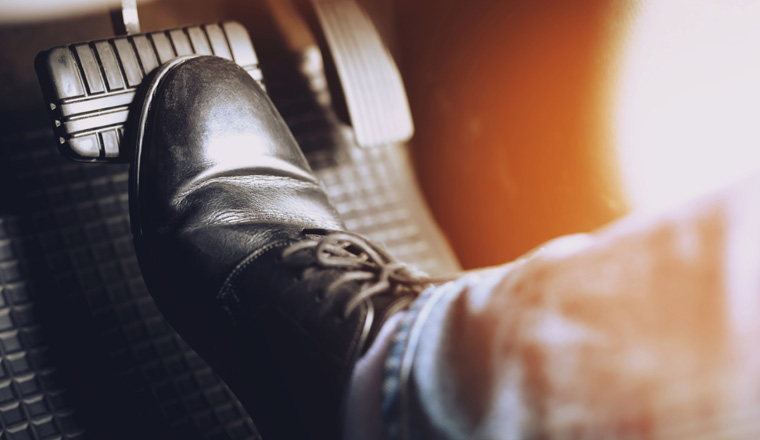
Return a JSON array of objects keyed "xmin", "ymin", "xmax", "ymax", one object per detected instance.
[{"xmin": 129, "ymin": 55, "xmax": 429, "ymax": 439}]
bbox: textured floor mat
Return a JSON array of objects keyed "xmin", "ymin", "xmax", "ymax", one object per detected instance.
[{"xmin": 1, "ymin": 131, "xmax": 258, "ymax": 439}]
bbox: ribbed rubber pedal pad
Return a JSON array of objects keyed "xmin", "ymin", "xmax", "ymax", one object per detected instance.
[
  {"xmin": 308, "ymin": 0, "xmax": 414, "ymax": 147},
  {"xmin": 35, "ymin": 22, "xmax": 262, "ymax": 163}
]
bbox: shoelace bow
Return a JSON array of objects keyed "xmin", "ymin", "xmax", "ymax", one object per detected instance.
[{"xmin": 280, "ymin": 231, "xmax": 433, "ymax": 318}]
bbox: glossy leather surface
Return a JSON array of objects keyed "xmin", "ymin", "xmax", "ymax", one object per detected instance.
[
  {"xmin": 129, "ymin": 56, "xmax": 348, "ymax": 438},
  {"xmin": 131, "ymin": 56, "xmax": 343, "ymax": 295}
]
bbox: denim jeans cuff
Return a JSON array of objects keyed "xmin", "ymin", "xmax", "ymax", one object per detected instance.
[{"xmin": 379, "ymin": 278, "xmax": 462, "ymax": 440}]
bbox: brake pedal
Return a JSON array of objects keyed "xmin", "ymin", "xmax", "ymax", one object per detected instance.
[{"xmin": 35, "ymin": 22, "xmax": 262, "ymax": 163}]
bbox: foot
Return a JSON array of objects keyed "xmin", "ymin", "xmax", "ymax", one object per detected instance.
[{"xmin": 129, "ymin": 55, "xmax": 428, "ymax": 438}]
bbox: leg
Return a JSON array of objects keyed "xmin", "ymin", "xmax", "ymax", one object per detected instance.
[{"xmin": 379, "ymin": 174, "xmax": 760, "ymax": 439}]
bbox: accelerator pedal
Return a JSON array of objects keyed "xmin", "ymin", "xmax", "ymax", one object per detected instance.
[{"xmin": 305, "ymin": 0, "xmax": 414, "ymax": 147}]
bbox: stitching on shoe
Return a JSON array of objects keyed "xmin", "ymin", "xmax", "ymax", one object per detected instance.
[{"xmin": 217, "ymin": 239, "xmax": 295, "ymax": 314}]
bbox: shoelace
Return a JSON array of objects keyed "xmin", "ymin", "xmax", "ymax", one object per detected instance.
[{"xmin": 280, "ymin": 230, "xmax": 433, "ymax": 318}]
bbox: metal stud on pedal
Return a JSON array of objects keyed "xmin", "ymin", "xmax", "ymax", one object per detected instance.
[{"xmin": 110, "ymin": 0, "xmax": 141, "ymax": 35}]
